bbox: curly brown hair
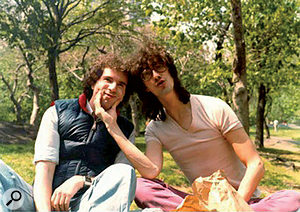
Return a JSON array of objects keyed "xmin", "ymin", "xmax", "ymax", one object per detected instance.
[
  {"xmin": 129, "ymin": 40, "xmax": 190, "ymax": 121},
  {"xmin": 83, "ymin": 52, "xmax": 132, "ymax": 107}
]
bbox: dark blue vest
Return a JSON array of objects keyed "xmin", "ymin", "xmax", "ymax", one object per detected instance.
[{"xmin": 52, "ymin": 98, "xmax": 134, "ymax": 193}]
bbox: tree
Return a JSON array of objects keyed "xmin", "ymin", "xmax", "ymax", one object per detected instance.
[
  {"xmin": 141, "ymin": 0, "xmax": 251, "ymax": 130},
  {"xmin": 0, "ymin": 0, "xmax": 141, "ymax": 101},
  {"xmin": 244, "ymin": 0, "xmax": 299, "ymax": 147},
  {"xmin": 140, "ymin": 0, "xmax": 233, "ymax": 99},
  {"xmin": 230, "ymin": 0, "xmax": 249, "ymax": 133},
  {"xmin": 0, "ymin": 64, "xmax": 25, "ymax": 123}
]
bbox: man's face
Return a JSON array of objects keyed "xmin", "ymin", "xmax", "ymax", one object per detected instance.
[
  {"xmin": 142, "ymin": 66, "xmax": 174, "ymax": 98},
  {"xmin": 91, "ymin": 68, "xmax": 128, "ymax": 110}
]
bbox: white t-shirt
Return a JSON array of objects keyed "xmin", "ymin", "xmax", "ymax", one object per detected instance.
[
  {"xmin": 34, "ymin": 101, "xmax": 135, "ymax": 166},
  {"xmin": 145, "ymin": 94, "xmax": 260, "ymax": 197}
]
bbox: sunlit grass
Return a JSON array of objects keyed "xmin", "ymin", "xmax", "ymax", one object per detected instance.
[
  {"xmin": 249, "ymin": 127, "xmax": 300, "ymax": 142},
  {"xmin": 0, "ymin": 141, "xmax": 35, "ymax": 184},
  {"xmin": 272, "ymin": 128, "xmax": 300, "ymax": 142},
  {"xmin": 260, "ymin": 158, "xmax": 300, "ymax": 190},
  {"xmin": 1, "ymin": 133, "xmax": 299, "ymax": 210}
]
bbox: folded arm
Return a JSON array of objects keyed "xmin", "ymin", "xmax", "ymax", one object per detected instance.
[
  {"xmin": 93, "ymin": 91, "xmax": 162, "ymax": 179},
  {"xmin": 225, "ymin": 128, "xmax": 265, "ymax": 201}
]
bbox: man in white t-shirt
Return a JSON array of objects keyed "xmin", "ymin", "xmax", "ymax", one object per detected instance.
[
  {"xmin": 127, "ymin": 40, "xmax": 300, "ymax": 212},
  {"xmin": 0, "ymin": 53, "xmax": 139, "ymax": 212}
]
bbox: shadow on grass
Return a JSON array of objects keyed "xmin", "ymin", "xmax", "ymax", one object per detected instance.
[
  {"xmin": 0, "ymin": 141, "xmax": 34, "ymax": 154},
  {"xmin": 258, "ymin": 147, "xmax": 300, "ymax": 156},
  {"xmin": 258, "ymin": 147, "xmax": 300, "ymax": 165}
]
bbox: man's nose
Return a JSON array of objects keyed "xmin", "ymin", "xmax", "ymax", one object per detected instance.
[
  {"xmin": 152, "ymin": 70, "xmax": 161, "ymax": 78},
  {"xmin": 108, "ymin": 82, "xmax": 117, "ymax": 91}
]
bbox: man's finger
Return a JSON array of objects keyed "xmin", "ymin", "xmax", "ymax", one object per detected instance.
[
  {"xmin": 50, "ymin": 192, "xmax": 58, "ymax": 210},
  {"xmin": 59, "ymin": 194, "xmax": 66, "ymax": 211},
  {"xmin": 65, "ymin": 195, "xmax": 71, "ymax": 211},
  {"xmin": 94, "ymin": 90, "xmax": 102, "ymax": 108}
]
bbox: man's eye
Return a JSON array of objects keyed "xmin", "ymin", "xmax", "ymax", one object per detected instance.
[
  {"xmin": 105, "ymin": 77, "xmax": 112, "ymax": 82},
  {"xmin": 118, "ymin": 83, "xmax": 126, "ymax": 88}
]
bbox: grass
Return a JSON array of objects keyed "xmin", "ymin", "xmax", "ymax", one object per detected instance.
[
  {"xmin": 0, "ymin": 141, "xmax": 35, "ymax": 184},
  {"xmin": 1, "ymin": 130, "xmax": 300, "ymax": 210},
  {"xmin": 271, "ymin": 128, "xmax": 300, "ymax": 142},
  {"xmin": 249, "ymin": 127, "xmax": 300, "ymax": 142}
]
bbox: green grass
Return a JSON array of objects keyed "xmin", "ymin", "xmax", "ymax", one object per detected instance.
[
  {"xmin": 0, "ymin": 141, "xmax": 35, "ymax": 184},
  {"xmin": 249, "ymin": 127, "xmax": 300, "ymax": 142},
  {"xmin": 1, "ymin": 133, "xmax": 299, "ymax": 210},
  {"xmin": 271, "ymin": 128, "xmax": 300, "ymax": 142}
]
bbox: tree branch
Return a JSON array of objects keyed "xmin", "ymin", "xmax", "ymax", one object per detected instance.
[{"xmin": 63, "ymin": 1, "xmax": 110, "ymax": 32}]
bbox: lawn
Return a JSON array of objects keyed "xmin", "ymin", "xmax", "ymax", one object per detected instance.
[{"xmin": 1, "ymin": 129, "xmax": 300, "ymax": 209}]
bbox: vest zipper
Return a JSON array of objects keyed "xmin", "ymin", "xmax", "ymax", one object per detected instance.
[
  {"xmin": 74, "ymin": 160, "xmax": 82, "ymax": 175},
  {"xmin": 86, "ymin": 120, "xmax": 97, "ymax": 144}
]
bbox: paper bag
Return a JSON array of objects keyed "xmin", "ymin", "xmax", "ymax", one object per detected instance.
[{"xmin": 174, "ymin": 170, "xmax": 253, "ymax": 211}]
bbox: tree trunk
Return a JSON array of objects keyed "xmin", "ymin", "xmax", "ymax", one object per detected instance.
[
  {"xmin": 264, "ymin": 116, "xmax": 270, "ymax": 139},
  {"xmin": 13, "ymin": 95, "xmax": 22, "ymax": 123},
  {"xmin": 48, "ymin": 48, "xmax": 59, "ymax": 101},
  {"xmin": 129, "ymin": 95, "xmax": 140, "ymax": 136},
  {"xmin": 255, "ymin": 84, "xmax": 266, "ymax": 148},
  {"xmin": 230, "ymin": 0, "xmax": 249, "ymax": 134},
  {"xmin": 19, "ymin": 45, "xmax": 41, "ymax": 126},
  {"xmin": 29, "ymin": 87, "xmax": 40, "ymax": 126},
  {"xmin": 0, "ymin": 73, "xmax": 23, "ymax": 123}
]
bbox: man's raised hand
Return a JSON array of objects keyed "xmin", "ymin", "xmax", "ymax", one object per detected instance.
[{"xmin": 93, "ymin": 90, "xmax": 122, "ymax": 129}]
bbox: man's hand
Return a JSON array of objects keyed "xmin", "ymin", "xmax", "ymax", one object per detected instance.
[
  {"xmin": 93, "ymin": 90, "xmax": 122, "ymax": 130},
  {"xmin": 51, "ymin": 175, "xmax": 84, "ymax": 211}
]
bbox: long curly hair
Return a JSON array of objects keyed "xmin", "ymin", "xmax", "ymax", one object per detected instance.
[
  {"xmin": 83, "ymin": 52, "xmax": 132, "ymax": 107},
  {"xmin": 129, "ymin": 40, "xmax": 190, "ymax": 121}
]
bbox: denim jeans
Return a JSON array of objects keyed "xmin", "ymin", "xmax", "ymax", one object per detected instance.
[
  {"xmin": 0, "ymin": 159, "xmax": 136, "ymax": 212},
  {"xmin": 0, "ymin": 159, "xmax": 35, "ymax": 212}
]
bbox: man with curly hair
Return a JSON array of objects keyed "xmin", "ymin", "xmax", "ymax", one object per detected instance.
[
  {"xmin": 127, "ymin": 40, "xmax": 300, "ymax": 212},
  {"xmin": 0, "ymin": 52, "xmax": 137, "ymax": 212}
]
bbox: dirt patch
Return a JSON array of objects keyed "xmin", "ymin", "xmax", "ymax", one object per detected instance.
[
  {"xmin": 264, "ymin": 137, "xmax": 300, "ymax": 152},
  {"xmin": 0, "ymin": 121, "xmax": 37, "ymax": 144}
]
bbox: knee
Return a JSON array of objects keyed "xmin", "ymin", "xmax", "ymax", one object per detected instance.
[
  {"xmin": 135, "ymin": 178, "xmax": 157, "ymax": 200},
  {"xmin": 107, "ymin": 163, "xmax": 135, "ymax": 179},
  {"xmin": 115, "ymin": 163, "xmax": 135, "ymax": 175},
  {"xmin": 94, "ymin": 163, "xmax": 136, "ymax": 184},
  {"xmin": 280, "ymin": 190, "xmax": 300, "ymax": 202}
]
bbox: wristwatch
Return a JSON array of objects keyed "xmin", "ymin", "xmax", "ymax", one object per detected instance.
[{"xmin": 84, "ymin": 175, "xmax": 92, "ymax": 188}]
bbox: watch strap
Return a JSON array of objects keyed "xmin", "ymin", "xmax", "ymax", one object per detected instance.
[{"xmin": 84, "ymin": 175, "xmax": 92, "ymax": 188}]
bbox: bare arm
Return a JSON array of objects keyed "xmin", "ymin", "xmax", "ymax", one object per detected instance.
[
  {"xmin": 50, "ymin": 175, "xmax": 84, "ymax": 211},
  {"xmin": 33, "ymin": 161, "xmax": 56, "ymax": 212},
  {"xmin": 93, "ymin": 91, "xmax": 162, "ymax": 179},
  {"xmin": 104, "ymin": 122, "xmax": 162, "ymax": 179},
  {"xmin": 34, "ymin": 161, "xmax": 86, "ymax": 211},
  {"xmin": 225, "ymin": 128, "xmax": 265, "ymax": 201}
]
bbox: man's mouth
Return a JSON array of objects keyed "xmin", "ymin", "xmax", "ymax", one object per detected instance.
[
  {"xmin": 156, "ymin": 79, "xmax": 165, "ymax": 87},
  {"xmin": 104, "ymin": 92, "xmax": 116, "ymax": 99}
]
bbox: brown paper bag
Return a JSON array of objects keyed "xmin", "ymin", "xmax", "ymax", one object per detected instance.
[{"xmin": 174, "ymin": 170, "xmax": 253, "ymax": 212}]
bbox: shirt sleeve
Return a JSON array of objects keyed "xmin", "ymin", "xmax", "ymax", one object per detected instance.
[
  {"xmin": 213, "ymin": 98, "xmax": 243, "ymax": 134},
  {"xmin": 114, "ymin": 130, "xmax": 135, "ymax": 166},
  {"xmin": 144, "ymin": 121, "xmax": 162, "ymax": 145},
  {"xmin": 33, "ymin": 106, "xmax": 60, "ymax": 164}
]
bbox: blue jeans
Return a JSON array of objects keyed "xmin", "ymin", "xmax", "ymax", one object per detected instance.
[
  {"xmin": 0, "ymin": 160, "xmax": 136, "ymax": 212},
  {"xmin": 0, "ymin": 159, "xmax": 35, "ymax": 212}
]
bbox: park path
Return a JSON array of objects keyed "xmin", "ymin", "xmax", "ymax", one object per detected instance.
[{"xmin": 264, "ymin": 136, "xmax": 300, "ymax": 153}]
